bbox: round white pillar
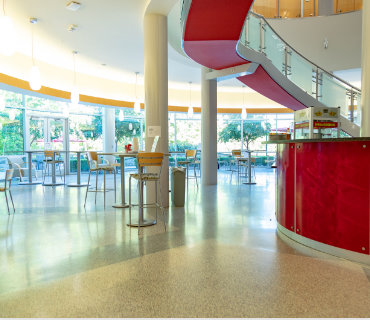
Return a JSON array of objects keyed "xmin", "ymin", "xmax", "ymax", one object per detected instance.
[
  {"xmin": 144, "ymin": 13, "xmax": 169, "ymax": 206},
  {"xmin": 103, "ymin": 107, "xmax": 115, "ymax": 164},
  {"xmin": 361, "ymin": 1, "xmax": 370, "ymax": 136},
  {"xmin": 201, "ymin": 67, "xmax": 218, "ymax": 186}
]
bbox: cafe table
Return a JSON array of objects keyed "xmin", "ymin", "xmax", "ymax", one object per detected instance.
[
  {"xmin": 238, "ymin": 150, "xmax": 257, "ymax": 185},
  {"xmin": 21, "ymin": 150, "xmax": 68, "ymax": 186},
  {"xmin": 18, "ymin": 151, "xmax": 43, "ymax": 185},
  {"xmin": 67, "ymin": 151, "xmax": 88, "ymax": 187},
  {"xmin": 97, "ymin": 152, "xmax": 138, "ymax": 208}
]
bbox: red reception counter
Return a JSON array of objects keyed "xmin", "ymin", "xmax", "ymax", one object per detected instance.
[{"xmin": 269, "ymin": 138, "xmax": 370, "ymax": 265}]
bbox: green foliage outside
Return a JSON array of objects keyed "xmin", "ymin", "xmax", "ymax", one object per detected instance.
[
  {"xmin": 218, "ymin": 121, "xmax": 271, "ymax": 150},
  {"xmin": 0, "ymin": 110, "xmax": 23, "ymax": 153}
]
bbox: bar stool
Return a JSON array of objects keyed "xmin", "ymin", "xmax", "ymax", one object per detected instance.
[
  {"xmin": 128, "ymin": 152, "xmax": 166, "ymax": 233},
  {"xmin": 177, "ymin": 149, "xmax": 199, "ymax": 186},
  {"xmin": 84, "ymin": 151, "xmax": 116, "ymax": 208},
  {"xmin": 42, "ymin": 150, "xmax": 66, "ymax": 184},
  {"xmin": 230, "ymin": 149, "xmax": 243, "ymax": 178},
  {"xmin": 239, "ymin": 157, "xmax": 256, "ymax": 180},
  {"xmin": 1, "ymin": 169, "xmax": 15, "ymax": 214}
]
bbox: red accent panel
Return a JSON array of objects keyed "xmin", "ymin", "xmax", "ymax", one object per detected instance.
[
  {"xmin": 184, "ymin": 0, "xmax": 254, "ymax": 41},
  {"xmin": 238, "ymin": 66, "xmax": 306, "ymax": 111},
  {"xmin": 183, "ymin": 40, "xmax": 248, "ymax": 70},
  {"xmin": 295, "ymin": 141, "xmax": 370, "ymax": 254},
  {"xmin": 276, "ymin": 143, "xmax": 295, "ymax": 231}
]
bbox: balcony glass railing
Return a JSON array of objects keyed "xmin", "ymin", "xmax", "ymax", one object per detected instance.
[
  {"xmin": 251, "ymin": 0, "xmax": 362, "ymax": 19},
  {"xmin": 240, "ymin": 12, "xmax": 361, "ymax": 125}
]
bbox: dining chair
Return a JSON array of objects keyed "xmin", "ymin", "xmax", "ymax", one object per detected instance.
[
  {"xmin": 128, "ymin": 152, "xmax": 166, "ymax": 233},
  {"xmin": 1, "ymin": 169, "xmax": 15, "ymax": 214},
  {"xmin": 177, "ymin": 149, "xmax": 199, "ymax": 186},
  {"xmin": 42, "ymin": 150, "xmax": 65, "ymax": 184},
  {"xmin": 84, "ymin": 151, "xmax": 116, "ymax": 208}
]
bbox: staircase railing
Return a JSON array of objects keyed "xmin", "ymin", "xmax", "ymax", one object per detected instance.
[{"xmin": 239, "ymin": 12, "xmax": 361, "ymax": 125}]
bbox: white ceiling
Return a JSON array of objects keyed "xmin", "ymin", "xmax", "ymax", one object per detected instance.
[{"xmin": 4, "ymin": 0, "xmax": 209, "ymax": 86}]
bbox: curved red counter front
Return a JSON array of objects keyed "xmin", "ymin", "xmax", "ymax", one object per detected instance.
[{"xmin": 272, "ymin": 138, "xmax": 370, "ymax": 264}]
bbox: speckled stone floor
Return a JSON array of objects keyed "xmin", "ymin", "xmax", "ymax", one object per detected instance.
[{"xmin": 0, "ymin": 169, "xmax": 369, "ymax": 317}]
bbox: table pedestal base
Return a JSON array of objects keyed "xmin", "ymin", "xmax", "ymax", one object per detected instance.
[
  {"xmin": 68, "ymin": 183, "xmax": 88, "ymax": 187},
  {"xmin": 19, "ymin": 181, "xmax": 42, "ymax": 185},
  {"xmin": 113, "ymin": 203, "xmax": 129, "ymax": 208},
  {"xmin": 127, "ymin": 219, "xmax": 156, "ymax": 227}
]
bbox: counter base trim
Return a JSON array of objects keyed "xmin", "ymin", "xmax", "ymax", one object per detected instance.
[{"xmin": 277, "ymin": 223, "xmax": 370, "ymax": 266}]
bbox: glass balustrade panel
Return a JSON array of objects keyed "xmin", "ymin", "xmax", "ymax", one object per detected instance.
[
  {"xmin": 290, "ymin": 51, "xmax": 315, "ymax": 97},
  {"xmin": 264, "ymin": 24, "xmax": 285, "ymax": 73},
  {"xmin": 247, "ymin": 15, "xmax": 261, "ymax": 52},
  {"xmin": 355, "ymin": 93, "xmax": 361, "ymax": 125},
  {"xmin": 320, "ymin": 73, "xmax": 349, "ymax": 117}
]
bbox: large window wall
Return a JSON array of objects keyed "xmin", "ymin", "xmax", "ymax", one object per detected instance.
[{"xmin": 0, "ymin": 87, "xmax": 294, "ymax": 174}]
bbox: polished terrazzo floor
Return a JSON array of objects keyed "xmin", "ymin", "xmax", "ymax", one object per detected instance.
[{"xmin": 0, "ymin": 169, "xmax": 369, "ymax": 317}]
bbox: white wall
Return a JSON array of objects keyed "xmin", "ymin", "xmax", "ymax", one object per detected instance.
[{"xmin": 268, "ymin": 11, "xmax": 362, "ymax": 72}]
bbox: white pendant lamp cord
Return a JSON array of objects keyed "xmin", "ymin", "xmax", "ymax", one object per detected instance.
[
  {"xmin": 2, "ymin": 0, "xmax": 5, "ymax": 15},
  {"xmin": 73, "ymin": 51, "xmax": 77, "ymax": 87},
  {"xmin": 135, "ymin": 72, "xmax": 138, "ymax": 101},
  {"xmin": 31, "ymin": 25, "xmax": 35, "ymax": 66}
]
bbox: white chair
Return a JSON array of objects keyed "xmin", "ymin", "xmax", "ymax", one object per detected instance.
[
  {"xmin": 1, "ymin": 169, "xmax": 15, "ymax": 214},
  {"xmin": 84, "ymin": 151, "xmax": 116, "ymax": 208}
]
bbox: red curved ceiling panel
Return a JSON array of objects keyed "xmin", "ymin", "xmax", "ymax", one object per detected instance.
[
  {"xmin": 238, "ymin": 66, "xmax": 306, "ymax": 111},
  {"xmin": 183, "ymin": 0, "xmax": 253, "ymax": 70},
  {"xmin": 183, "ymin": 0, "xmax": 307, "ymax": 110}
]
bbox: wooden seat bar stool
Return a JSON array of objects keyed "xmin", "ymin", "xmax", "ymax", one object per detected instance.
[
  {"xmin": 1, "ymin": 169, "xmax": 15, "ymax": 214},
  {"xmin": 42, "ymin": 150, "xmax": 66, "ymax": 185},
  {"xmin": 128, "ymin": 152, "xmax": 166, "ymax": 233},
  {"xmin": 177, "ymin": 149, "xmax": 199, "ymax": 186},
  {"xmin": 84, "ymin": 151, "xmax": 116, "ymax": 208}
]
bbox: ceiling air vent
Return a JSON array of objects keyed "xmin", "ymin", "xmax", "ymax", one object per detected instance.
[{"xmin": 66, "ymin": 1, "xmax": 81, "ymax": 11}]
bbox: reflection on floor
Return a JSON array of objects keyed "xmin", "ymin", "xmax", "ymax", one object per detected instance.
[{"xmin": 0, "ymin": 169, "xmax": 369, "ymax": 317}]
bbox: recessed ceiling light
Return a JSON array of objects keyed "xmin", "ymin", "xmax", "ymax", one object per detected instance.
[{"xmin": 66, "ymin": 1, "xmax": 81, "ymax": 11}]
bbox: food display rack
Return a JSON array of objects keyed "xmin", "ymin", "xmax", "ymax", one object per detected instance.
[{"xmin": 293, "ymin": 106, "xmax": 340, "ymax": 139}]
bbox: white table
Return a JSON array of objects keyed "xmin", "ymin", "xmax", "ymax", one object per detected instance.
[
  {"xmin": 98, "ymin": 152, "xmax": 137, "ymax": 209},
  {"xmin": 18, "ymin": 151, "xmax": 42, "ymax": 185},
  {"xmin": 68, "ymin": 151, "xmax": 88, "ymax": 187},
  {"xmin": 239, "ymin": 151, "xmax": 257, "ymax": 185}
]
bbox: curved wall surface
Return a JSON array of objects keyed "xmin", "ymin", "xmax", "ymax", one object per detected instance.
[{"xmin": 275, "ymin": 139, "xmax": 370, "ymax": 265}]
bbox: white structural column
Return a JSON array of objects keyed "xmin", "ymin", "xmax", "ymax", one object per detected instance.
[
  {"xmin": 201, "ymin": 67, "xmax": 218, "ymax": 185},
  {"xmin": 144, "ymin": 13, "xmax": 169, "ymax": 207},
  {"xmin": 361, "ymin": 1, "xmax": 370, "ymax": 136},
  {"xmin": 103, "ymin": 108, "xmax": 116, "ymax": 164}
]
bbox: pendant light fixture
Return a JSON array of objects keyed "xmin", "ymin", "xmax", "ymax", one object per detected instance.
[
  {"xmin": 70, "ymin": 50, "xmax": 79, "ymax": 105},
  {"xmin": 119, "ymin": 110, "xmax": 124, "ymax": 121},
  {"xmin": 133, "ymin": 129, "xmax": 136, "ymax": 135},
  {"xmin": 29, "ymin": 17, "xmax": 41, "ymax": 91},
  {"xmin": 188, "ymin": 81, "xmax": 193, "ymax": 118},
  {"xmin": 134, "ymin": 72, "xmax": 141, "ymax": 113},
  {"xmin": 0, "ymin": 0, "xmax": 15, "ymax": 56}
]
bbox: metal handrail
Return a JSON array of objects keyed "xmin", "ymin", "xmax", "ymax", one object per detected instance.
[{"xmin": 245, "ymin": 11, "xmax": 361, "ymax": 94}]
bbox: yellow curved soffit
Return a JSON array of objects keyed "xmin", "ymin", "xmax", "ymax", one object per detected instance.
[{"xmin": 0, "ymin": 72, "xmax": 292, "ymax": 114}]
